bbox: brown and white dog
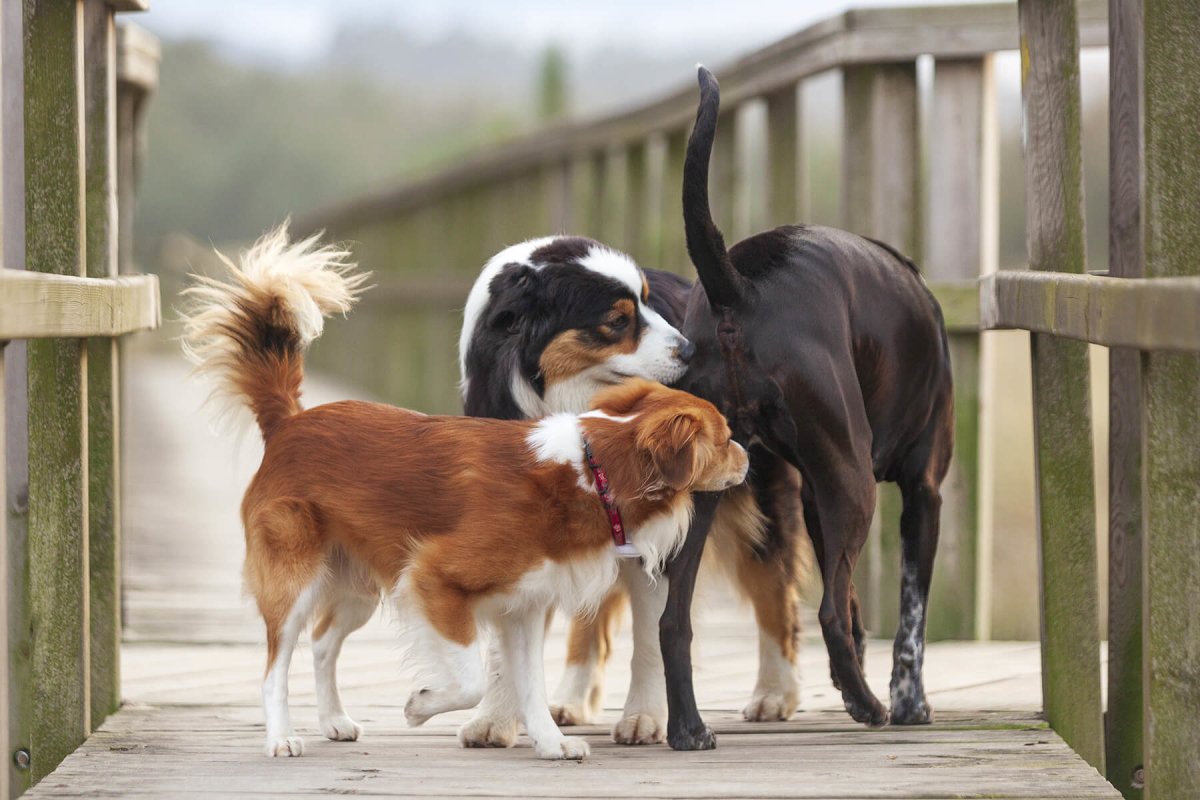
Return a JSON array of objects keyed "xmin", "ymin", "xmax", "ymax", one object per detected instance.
[{"xmin": 181, "ymin": 226, "xmax": 749, "ymax": 760}]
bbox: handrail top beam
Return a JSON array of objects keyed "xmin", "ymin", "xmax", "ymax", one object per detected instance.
[{"xmin": 0, "ymin": 269, "xmax": 161, "ymax": 340}]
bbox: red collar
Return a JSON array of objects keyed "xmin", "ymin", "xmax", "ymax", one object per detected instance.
[{"xmin": 582, "ymin": 438, "xmax": 640, "ymax": 558}]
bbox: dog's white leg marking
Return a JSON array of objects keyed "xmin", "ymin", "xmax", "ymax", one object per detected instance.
[
  {"xmin": 313, "ymin": 595, "xmax": 376, "ymax": 742},
  {"xmin": 458, "ymin": 637, "xmax": 520, "ymax": 749},
  {"xmin": 403, "ymin": 615, "xmax": 486, "ymax": 727},
  {"xmin": 263, "ymin": 583, "xmax": 319, "ymax": 757},
  {"xmin": 613, "ymin": 561, "xmax": 668, "ymax": 745},
  {"xmin": 499, "ymin": 606, "xmax": 589, "ymax": 760},
  {"xmin": 889, "ymin": 562, "xmax": 931, "ymax": 723},
  {"xmin": 743, "ymin": 627, "xmax": 801, "ymax": 721}
]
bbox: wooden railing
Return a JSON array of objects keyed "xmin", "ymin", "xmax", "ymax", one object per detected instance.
[
  {"xmin": 0, "ymin": 2, "xmax": 160, "ymax": 795},
  {"xmin": 296, "ymin": 0, "xmax": 1197, "ymax": 796}
]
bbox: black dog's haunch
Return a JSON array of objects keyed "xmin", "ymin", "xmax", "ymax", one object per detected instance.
[{"xmin": 661, "ymin": 66, "xmax": 954, "ymax": 749}]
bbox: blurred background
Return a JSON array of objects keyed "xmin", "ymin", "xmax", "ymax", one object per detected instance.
[{"xmin": 126, "ymin": 0, "xmax": 1116, "ymax": 646}]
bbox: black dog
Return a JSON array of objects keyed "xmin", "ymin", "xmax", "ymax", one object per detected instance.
[{"xmin": 660, "ymin": 67, "xmax": 954, "ymax": 750}]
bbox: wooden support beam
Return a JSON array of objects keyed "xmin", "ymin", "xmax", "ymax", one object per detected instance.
[
  {"xmin": 1141, "ymin": 0, "xmax": 1200, "ymax": 795},
  {"xmin": 23, "ymin": 0, "xmax": 90, "ymax": 782},
  {"xmin": 1017, "ymin": 0, "xmax": 1104, "ymax": 772},
  {"xmin": 660, "ymin": 129, "xmax": 688, "ymax": 276},
  {"xmin": 1105, "ymin": 0, "xmax": 1143, "ymax": 795},
  {"xmin": 765, "ymin": 83, "xmax": 800, "ymax": 228},
  {"xmin": 83, "ymin": 0, "xmax": 120, "ymax": 732},
  {"xmin": 841, "ymin": 60, "xmax": 919, "ymax": 636},
  {"xmin": 923, "ymin": 56, "xmax": 994, "ymax": 640}
]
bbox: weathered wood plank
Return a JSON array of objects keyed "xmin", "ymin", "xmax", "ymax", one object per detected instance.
[
  {"xmin": 924, "ymin": 56, "xmax": 993, "ymax": 640},
  {"xmin": 1104, "ymin": 0, "xmax": 1143, "ymax": 796},
  {"xmin": 297, "ymin": 1, "xmax": 1110, "ymax": 235},
  {"xmin": 1017, "ymin": 0, "xmax": 1104, "ymax": 772},
  {"xmin": 23, "ymin": 704, "xmax": 1121, "ymax": 799},
  {"xmin": 23, "ymin": 0, "xmax": 90, "ymax": 782},
  {"xmin": 978, "ymin": 271, "xmax": 1200, "ymax": 351},
  {"xmin": 83, "ymin": 0, "xmax": 120, "ymax": 732},
  {"xmin": 0, "ymin": 270, "xmax": 160, "ymax": 338},
  {"xmin": 1141, "ymin": 1, "xmax": 1200, "ymax": 796},
  {"xmin": 658, "ymin": 129, "xmax": 688, "ymax": 276},
  {"xmin": 0, "ymin": 346, "xmax": 9, "ymax": 800},
  {"xmin": 841, "ymin": 60, "xmax": 919, "ymax": 637},
  {"xmin": 765, "ymin": 83, "xmax": 799, "ymax": 228}
]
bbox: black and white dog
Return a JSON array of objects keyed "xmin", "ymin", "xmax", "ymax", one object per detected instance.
[{"xmin": 458, "ymin": 236, "xmax": 811, "ymax": 746}]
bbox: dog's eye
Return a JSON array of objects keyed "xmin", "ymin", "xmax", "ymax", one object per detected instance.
[{"xmin": 607, "ymin": 314, "xmax": 629, "ymax": 332}]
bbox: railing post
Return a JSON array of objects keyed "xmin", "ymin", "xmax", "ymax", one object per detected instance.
[
  {"xmin": 1105, "ymin": 0, "xmax": 1144, "ymax": 795},
  {"xmin": 600, "ymin": 146, "xmax": 627, "ymax": 249},
  {"xmin": 1017, "ymin": 0, "xmax": 1104, "ymax": 771},
  {"xmin": 1141, "ymin": 0, "xmax": 1200, "ymax": 795},
  {"xmin": 659, "ymin": 129, "xmax": 688, "ymax": 275},
  {"xmin": 23, "ymin": 0, "xmax": 90, "ymax": 782},
  {"xmin": 923, "ymin": 56, "xmax": 995, "ymax": 640},
  {"xmin": 841, "ymin": 61, "xmax": 919, "ymax": 636},
  {"xmin": 114, "ymin": 22, "xmax": 156, "ymax": 275},
  {"xmin": 765, "ymin": 83, "xmax": 800, "ymax": 228}
]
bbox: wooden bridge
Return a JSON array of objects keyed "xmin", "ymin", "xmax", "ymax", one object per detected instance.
[{"xmin": 1, "ymin": 0, "xmax": 1197, "ymax": 797}]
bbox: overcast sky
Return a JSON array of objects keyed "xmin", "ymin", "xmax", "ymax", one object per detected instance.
[{"xmin": 140, "ymin": 0, "xmax": 983, "ymax": 63}]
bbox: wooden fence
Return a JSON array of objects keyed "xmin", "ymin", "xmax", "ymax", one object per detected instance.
[
  {"xmin": 0, "ymin": 1, "xmax": 160, "ymax": 795},
  {"xmin": 294, "ymin": 1, "xmax": 1199, "ymax": 796}
]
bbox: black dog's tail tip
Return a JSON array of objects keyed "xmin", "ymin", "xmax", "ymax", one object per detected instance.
[{"xmin": 696, "ymin": 64, "xmax": 718, "ymax": 96}]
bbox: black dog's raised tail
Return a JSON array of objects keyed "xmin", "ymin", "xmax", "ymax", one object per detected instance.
[{"xmin": 684, "ymin": 66, "xmax": 747, "ymax": 310}]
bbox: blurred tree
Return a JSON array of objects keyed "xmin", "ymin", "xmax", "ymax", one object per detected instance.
[{"xmin": 537, "ymin": 45, "xmax": 568, "ymax": 121}]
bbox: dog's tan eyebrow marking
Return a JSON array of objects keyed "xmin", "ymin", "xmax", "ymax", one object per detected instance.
[{"xmin": 641, "ymin": 274, "xmax": 650, "ymax": 303}]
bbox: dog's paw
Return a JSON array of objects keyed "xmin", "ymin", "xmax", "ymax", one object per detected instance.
[
  {"xmin": 265, "ymin": 735, "xmax": 305, "ymax": 757},
  {"xmin": 404, "ymin": 689, "xmax": 434, "ymax": 727},
  {"xmin": 742, "ymin": 690, "xmax": 799, "ymax": 722},
  {"xmin": 845, "ymin": 697, "xmax": 889, "ymax": 728},
  {"xmin": 667, "ymin": 723, "xmax": 716, "ymax": 751},
  {"xmin": 320, "ymin": 713, "xmax": 363, "ymax": 741},
  {"xmin": 549, "ymin": 703, "xmax": 592, "ymax": 727},
  {"xmin": 612, "ymin": 712, "xmax": 665, "ymax": 745},
  {"xmin": 536, "ymin": 735, "xmax": 590, "ymax": 761},
  {"xmin": 458, "ymin": 715, "xmax": 518, "ymax": 748},
  {"xmin": 889, "ymin": 696, "xmax": 933, "ymax": 726}
]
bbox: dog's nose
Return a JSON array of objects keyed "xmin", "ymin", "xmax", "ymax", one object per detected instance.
[{"xmin": 676, "ymin": 338, "xmax": 696, "ymax": 364}]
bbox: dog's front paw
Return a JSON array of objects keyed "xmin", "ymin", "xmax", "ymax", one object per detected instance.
[
  {"xmin": 458, "ymin": 715, "xmax": 518, "ymax": 748},
  {"xmin": 549, "ymin": 703, "xmax": 592, "ymax": 726},
  {"xmin": 890, "ymin": 695, "xmax": 933, "ymax": 726},
  {"xmin": 612, "ymin": 712, "xmax": 665, "ymax": 745},
  {"xmin": 667, "ymin": 723, "xmax": 716, "ymax": 751},
  {"xmin": 321, "ymin": 713, "xmax": 363, "ymax": 741},
  {"xmin": 742, "ymin": 690, "xmax": 799, "ymax": 722},
  {"xmin": 265, "ymin": 735, "xmax": 305, "ymax": 757},
  {"xmin": 536, "ymin": 735, "xmax": 590, "ymax": 761},
  {"xmin": 845, "ymin": 697, "xmax": 889, "ymax": 728}
]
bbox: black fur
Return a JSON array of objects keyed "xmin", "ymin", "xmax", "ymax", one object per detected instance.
[{"xmin": 660, "ymin": 66, "xmax": 954, "ymax": 750}]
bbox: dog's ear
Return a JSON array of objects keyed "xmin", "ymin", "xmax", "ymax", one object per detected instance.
[
  {"xmin": 486, "ymin": 263, "xmax": 544, "ymax": 332},
  {"xmin": 637, "ymin": 408, "xmax": 702, "ymax": 490}
]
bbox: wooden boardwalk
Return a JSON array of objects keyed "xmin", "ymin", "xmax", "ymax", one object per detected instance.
[{"xmin": 24, "ymin": 350, "xmax": 1119, "ymax": 798}]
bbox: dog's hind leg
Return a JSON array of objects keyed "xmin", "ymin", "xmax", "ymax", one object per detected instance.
[
  {"xmin": 403, "ymin": 577, "xmax": 486, "ymax": 727},
  {"xmin": 312, "ymin": 554, "xmax": 378, "ymax": 742},
  {"xmin": 550, "ymin": 588, "xmax": 626, "ymax": 726}
]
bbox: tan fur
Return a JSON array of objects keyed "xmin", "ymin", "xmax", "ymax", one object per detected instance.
[
  {"xmin": 538, "ymin": 299, "xmax": 640, "ymax": 386},
  {"xmin": 565, "ymin": 590, "xmax": 627, "ymax": 668}
]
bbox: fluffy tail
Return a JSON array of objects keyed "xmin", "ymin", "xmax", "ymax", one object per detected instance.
[
  {"xmin": 683, "ymin": 66, "xmax": 748, "ymax": 310},
  {"xmin": 181, "ymin": 224, "xmax": 368, "ymax": 440}
]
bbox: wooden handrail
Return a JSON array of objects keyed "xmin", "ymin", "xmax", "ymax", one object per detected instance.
[
  {"xmin": 298, "ymin": 0, "xmax": 1108, "ymax": 235},
  {"xmin": 980, "ymin": 270, "xmax": 1200, "ymax": 352},
  {"xmin": 0, "ymin": 270, "xmax": 160, "ymax": 339}
]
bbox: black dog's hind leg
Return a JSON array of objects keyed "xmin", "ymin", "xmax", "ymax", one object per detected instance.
[
  {"xmin": 662, "ymin": 491, "xmax": 721, "ymax": 751},
  {"xmin": 888, "ymin": 474, "xmax": 941, "ymax": 725}
]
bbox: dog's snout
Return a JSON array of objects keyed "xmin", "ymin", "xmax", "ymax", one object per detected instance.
[{"xmin": 675, "ymin": 338, "xmax": 696, "ymax": 364}]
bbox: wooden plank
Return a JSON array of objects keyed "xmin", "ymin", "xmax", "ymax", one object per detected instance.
[
  {"xmin": 1017, "ymin": 0, "xmax": 1104, "ymax": 772},
  {"xmin": 23, "ymin": 0, "xmax": 89, "ymax": 782},
  {"xmin": 658, "ymin": 129, "xmax": 688, "ymax": 276},
  {"xmin": 1141, "ymin": 1, "xmax": 1200, "ymax": 796},
  {"xmin": 113, "ymin": 23, "xmax": 157, "ymax": 92},
  {"xmin": 924, "ymin": 57, "xmax": 992, "ymax": 641},
  {"xmin": 841, "ymin": 60, "xmax": 919, "ymax": 637},
  {"xmin": 83, "ymin": 0, "xmax": 120, "ymax": 732},
  {"xmin": 296, "ymin": 1, "xmax": 1110, "ymax": 236},
  {"xmin": 709, "ymin": 112, "xmax": 735, "ymax": 240},
  {"xmin": 2, "ymin": 2, "xmax": 32, "ymax": 792},
  {"xmin": 599, "ymin": 146, "xmax": 626, "ymax": 248},
  {"xmin": 622, "ymin": 141, "xmax": 646, "ymax": 262},
  {"xmin": 978, "ymin": 271, "xmax": 1200, "ymax": 351},
  {"xmin": 928, "ymin": 280, "xmax": 981, "ymax": 333},
  {"xmin": 1104, "ymin": 0, "xmax": 1143, "ymax": 796},
  {"xmin": 0, "ymin": 346, "xmax": 9, "ymax": 800},
  {"xmin": 765, "ymin": 83, "xmax": 799, "ymax": 227},
  {"xmin": 0, "ymin": 271, "xmax": 160, "ymax": 338},
  {"xmin": 22, "ymin": 704, "xmax": 1121, "ymax": 799}
]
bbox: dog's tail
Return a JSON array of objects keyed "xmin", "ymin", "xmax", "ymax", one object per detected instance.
[
  {"xmin": 684, "ymin": 66, "xmax": 748, "ymax": 310},
  {"xmin": 181, "ymin": 223, "xmax": 368, "ymax": 440}
]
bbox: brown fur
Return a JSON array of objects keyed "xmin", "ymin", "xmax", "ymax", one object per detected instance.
[{"xmin": 538, "ymin": 299, "xmax": 640, "ymax": 386}]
